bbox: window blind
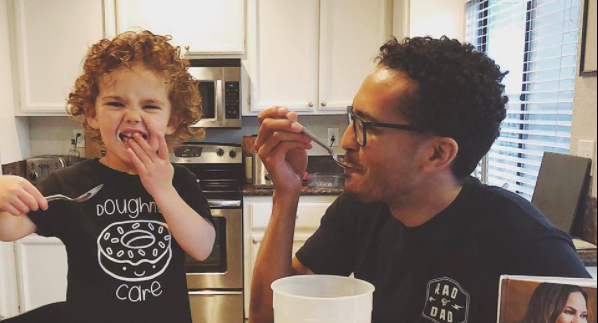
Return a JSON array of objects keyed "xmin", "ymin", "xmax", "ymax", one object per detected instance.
[{"xmin": 466, "ymin": 0, "xmax": 581, "ymax": 200}]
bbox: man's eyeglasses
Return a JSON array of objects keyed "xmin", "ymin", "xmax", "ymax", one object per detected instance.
[{"xmin": 347, "ymin": 106, "xmax": 421, "ymax": 147}]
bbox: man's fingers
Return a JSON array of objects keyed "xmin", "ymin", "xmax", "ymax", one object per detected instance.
[
  {"xmin": 265, "ymin": 141, "xmax": 311, "ymax": 165},
  {"xmin": 257, "ymin": 106, "xmax": 288, "ymax": 124},
  {"xmin": 257, "ymin": 131, "xmax": 312, "ymax": 158},
  {"xmin": 255, "ymin": 117, "xmax": 303, "ymax": 153}
]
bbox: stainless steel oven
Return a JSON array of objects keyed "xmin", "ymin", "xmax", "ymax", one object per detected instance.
[
  {"xmin": 171, "ymin": 143, "xmax": 244, "ymax": 323},
  {"xmin": 189, "ymin": 59, "xmax": 242, "ymax": 128}
]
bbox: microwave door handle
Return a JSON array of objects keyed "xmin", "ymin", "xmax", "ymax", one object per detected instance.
[{"xmin": 216, "ymin": 79, "xmax": 224, "ymax": 126}]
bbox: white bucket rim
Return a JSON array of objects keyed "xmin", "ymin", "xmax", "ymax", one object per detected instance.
[{"xmin": 271, "ymin": 275, "xmax": 376, "ymax": 302}]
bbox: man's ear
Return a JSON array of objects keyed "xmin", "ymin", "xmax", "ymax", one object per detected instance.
[{"xmin": 422, "ymin": 137, "xmax": 459, "ymax": 173}]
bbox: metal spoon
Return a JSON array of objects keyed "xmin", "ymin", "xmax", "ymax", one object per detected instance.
[
  {"xmin": 45, "ymin": 184, "xmax": 104, "ymax": 203},
  {"xmin": 285, "ymin": 116, "xmax": 352, "ymax": 169}
]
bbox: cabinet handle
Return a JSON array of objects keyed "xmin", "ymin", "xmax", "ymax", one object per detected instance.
[
  {"xmin": 321, "ymin": 102, "xmax": 327, "ymax": 107},
  {"xmin": 184, "ymin": 46, "xmax": 190, "ymax": 51},
  {"xmin": 252, "ymin": 239, "xmax": 257, "ymax": 245},
  {"xmin": 308, "ymin": 102, "xmax": 314, "ymax": 107}
]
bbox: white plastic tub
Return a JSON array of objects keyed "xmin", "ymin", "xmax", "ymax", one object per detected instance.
[{"xmin": 271, "ymin": 275, "xmax": 375, "ymax": 323}]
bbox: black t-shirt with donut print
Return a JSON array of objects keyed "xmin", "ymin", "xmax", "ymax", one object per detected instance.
[
  {"xmin": 296, "ymin": 177, "xmax": 591, "ymax": 323},
  {"xmin": 28, "ymin": 158, "xmax": 213, "ymax": 323}
]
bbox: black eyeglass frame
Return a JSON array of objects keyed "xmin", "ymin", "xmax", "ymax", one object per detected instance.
[{"xmin": 347, "ymin": 106, "xmax": 421, "ymax": 146}]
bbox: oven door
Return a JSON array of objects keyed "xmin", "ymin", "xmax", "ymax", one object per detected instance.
[
  {"xmin": 189, "ymin": 291, "xmax": 243, "ymax": 323},
  {"xmin": 186, "ymin": 207, "xmax": 243, "ymax": 289}
]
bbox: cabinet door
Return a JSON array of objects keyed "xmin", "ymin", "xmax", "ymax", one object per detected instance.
[
  {"xmin": 13, "ymin": 0, "xmax": 104, "ymax": 114},
  {"xmin": 114, "ymin": 0, "xmax": 245, "ymax": 55},
  {"xmin": 247, "ymin": 0, "xmax": 319, "ymax": 112},
  {"xmin": 245, "ymin": 232, "xmax": 310, "ymax": 317},
  {"xmin": 318, "ymin": 0, "xmax": 390, "ymax": 112},
  {"xmin": 15, "ymin": 235, "xmax": 67, "ymax": 312}
]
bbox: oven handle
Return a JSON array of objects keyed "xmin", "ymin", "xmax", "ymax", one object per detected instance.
[
  {"xmin": 188, "ymin": 291, "xmax": 243, "ymax": 296},
  {"xmin": 208, "ymin": 200, "xmax": 241, "ymax": 208}
]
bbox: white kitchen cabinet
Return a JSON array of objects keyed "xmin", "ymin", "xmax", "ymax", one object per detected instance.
[
  {"xmin": 242, "ymin": 195, "xmax": 337, "ymax": 318},
  {"xmin": 111, "ymin": 0, "xmax": 245, "ymax": 56},
  {"xmin": 11, "ymin": 0, "xmax": 105, "ymax": 115},
  {"xmin": 14, "ymin": 235, "xmax": 68, "ymax": 313},
  {"xmin": 245, "ymin": 0, "xmax": 392, "ymax": 114}
]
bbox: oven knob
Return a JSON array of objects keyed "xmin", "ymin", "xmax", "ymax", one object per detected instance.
[
  {"xmin": 216, "ymin": 148, "xmax": 225, "ymax": 157},
  {"xmin": 229, "ymin": 150, "xmax": 237, "ymax": 158}
]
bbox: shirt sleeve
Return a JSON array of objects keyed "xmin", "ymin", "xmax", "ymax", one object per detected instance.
[
  {"xmin": 511, "ymin": 228, "xmax": 592, "ymax": 278},
  {"xmin": 26, "ymin": 172, "xmax": 68, "ymax": 239},
  {"xmin": 295, "ymin": 193, "xmax": 356, "ymax": 276},
  {"xmin": 174, "ymin": 166, "xmax": 214, "ymax": 225}
]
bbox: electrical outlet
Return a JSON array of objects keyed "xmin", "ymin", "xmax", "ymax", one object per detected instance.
[
  {"xmin": 577, "ymin": 140, "xmax": 595, "ymax": 159},
  {"xmin": 73, "ymin": 130, "xmax": 85, "ymax": 148},
  {"xmin": 327, "ymin": 128, "xmax": 339, "ymax": 147},
  {"xmin": 577, "ymin": 140, "xmax": 595, "ymax": 176}
]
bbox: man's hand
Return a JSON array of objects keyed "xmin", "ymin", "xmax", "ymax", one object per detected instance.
[
  {"xmin": 0, "ymin": 175, "xmax": 47, "ymax": 216},
  {"xmin": 127, "ymin": 132, "xmax": 175, "ymax": 198},
  {"xmin": 254, "ymin": 107, "xmax": 312, "ymax": 195}
]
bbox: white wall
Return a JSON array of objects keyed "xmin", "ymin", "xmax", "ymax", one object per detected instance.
[{"xmin": 409, "ymin": 0, "xmax": 465, "ymax": 41}]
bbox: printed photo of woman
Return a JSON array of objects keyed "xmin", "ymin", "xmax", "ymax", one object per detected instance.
[{"xmin": 522, "ymin": 283, "xmax": 592, "ymax": 323}]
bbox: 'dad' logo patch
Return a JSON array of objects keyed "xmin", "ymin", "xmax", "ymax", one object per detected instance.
[{"xmin": 422, "ymin": 277, "xmax": 470, "ymax": 323}]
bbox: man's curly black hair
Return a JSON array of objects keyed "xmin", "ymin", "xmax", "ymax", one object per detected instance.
[{"xmin": 377, "ymin": 36, "xmax": 508, "ymax": 181}]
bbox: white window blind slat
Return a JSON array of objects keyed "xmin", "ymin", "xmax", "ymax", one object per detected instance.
[{"xmin": 466, "ymin": 0, "xmax": 579, "ymax": 200}]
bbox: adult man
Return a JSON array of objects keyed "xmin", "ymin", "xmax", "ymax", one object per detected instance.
[{"xmin": 250, "ymin": 37, "xmax": 590, "ymax": 323}]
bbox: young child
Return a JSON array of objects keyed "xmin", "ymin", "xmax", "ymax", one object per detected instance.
[{"xmin": 0, "ymin": 30, "xmax": 215, "ymax": 323}]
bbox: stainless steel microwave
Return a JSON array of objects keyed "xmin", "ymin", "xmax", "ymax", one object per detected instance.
[{"xmin": 188, "ymin": 59, "xmax": 241, "ymax": 128}]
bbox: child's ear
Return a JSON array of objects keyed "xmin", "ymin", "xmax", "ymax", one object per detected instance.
[
  {"xmin": 86, "ymin": 109, "xmax": 99, "ymax": 130},
  {"xmin": 166, "ymin": 114, "xmax": 182, "ymax": 135}
]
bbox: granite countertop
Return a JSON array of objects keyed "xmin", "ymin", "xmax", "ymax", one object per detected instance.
[{"xmin": 243, "ymin": 184, "xmax": 344, "ymax": 196}]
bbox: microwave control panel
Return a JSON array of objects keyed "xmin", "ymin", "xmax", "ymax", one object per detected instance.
[{"xmin": 224, "ymin": 82, "xmax": 240, "ymax": 120}]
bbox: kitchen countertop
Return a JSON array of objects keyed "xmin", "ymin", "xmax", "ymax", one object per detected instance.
[{"xmin": 243, "ymin": 184, "xmax": 344, "ymax": 196}]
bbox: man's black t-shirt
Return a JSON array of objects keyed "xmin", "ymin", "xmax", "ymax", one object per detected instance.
[
  {"xmin": 27, "ymin": 159, "xmax": 212, "ymax": 323},
  {"xmin": 296, "ymin": 177, "xmax": 590, "ymax": 323}
]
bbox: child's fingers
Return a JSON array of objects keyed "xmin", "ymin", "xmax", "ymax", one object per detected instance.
[
  {"xmin": 133, "ymin": 133, "xmax": 157, "ymax": 160},
  {"xmin": 157, "ymin": 132, "xmax": 169, "ymax": 161},
  {"xmin": 129, "ymin": 139, "xmax": 153, "ymax": 166},
  {"xmin": 127, "ymin": 148, "xmax": 148, "ymax": 174},
  {"xmin": 16, "ymin": 189, "xmax": 42, "ymax": 212},
  {"xmin": 23, "ymin": 181, "xmax": 48, "ymax": 210},
  {"xmin": 8, "ymin": 196, "xmax": 30, "ymax": 215},
  {"xmin": 1, "ymin": 203, "xmax": 22, "ymax": 216}
]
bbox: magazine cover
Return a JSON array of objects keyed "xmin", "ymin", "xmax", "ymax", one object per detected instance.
[{"xmin": 498, "ymin": 275, "xmax": 597, "ymax": 323}]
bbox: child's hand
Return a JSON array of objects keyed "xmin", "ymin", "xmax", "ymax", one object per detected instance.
[
  {"xmin": 0, "ymin": 175, "xmax": 48, "ymax": 216},
  {"xmin": 127, "ymin": 132, "xmax": 175, "ymax": 198}
]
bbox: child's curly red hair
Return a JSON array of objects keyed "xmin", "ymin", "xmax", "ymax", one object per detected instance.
[{"xmin": 67, "ymin": 30, "xmax": 204, "ymax": 147}]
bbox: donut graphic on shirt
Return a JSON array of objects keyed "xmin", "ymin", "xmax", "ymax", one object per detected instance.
[{"xmin": 97, "ymin": 220, "xmax": 172, "ymax": 282}]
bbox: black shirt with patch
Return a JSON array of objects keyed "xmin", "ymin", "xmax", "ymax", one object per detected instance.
[
  {"xmin": 27, "ymin": 159, "xmax": 212, "ymax": 323},
  {"xmin": 296, "ymin": 177, "xmax": 590, "ymax": 323}
]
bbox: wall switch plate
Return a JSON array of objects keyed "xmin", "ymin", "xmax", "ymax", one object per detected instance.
[
  {"xmin": 577, "ymin": 139, "xmax": 595, "ymax": 176},
  {"xmin": 327, "ymin": 128, "xmax": 339, "ymax": 147},
  {"xmin": 73, "ymin": 130, "xmax": 85, "ymax": 148}
]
